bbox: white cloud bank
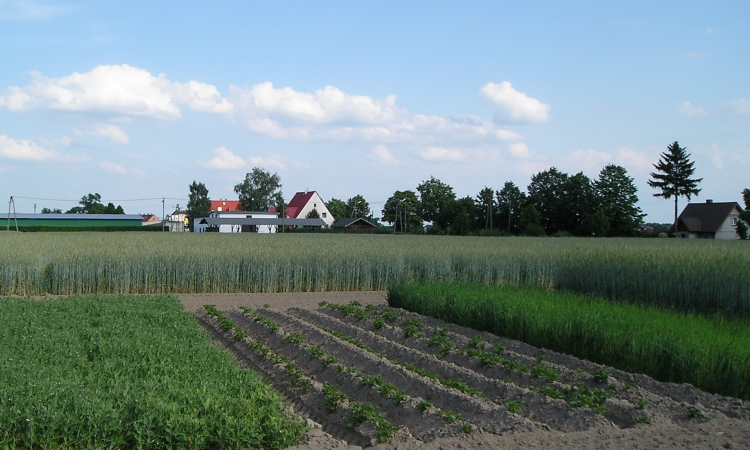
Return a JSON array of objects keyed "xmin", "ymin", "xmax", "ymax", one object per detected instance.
[
  {"xmin": 370, "ymin": 145, "xmax": 397, "ymax": 163},
  {"xmin": 0, "ymin": 134, "xmax": 84, "ymax": 162},
  {"xmin": 480, "ymin": 81, "xmax": 550, "ymax": 123},
  {"xmin": 677, "ymin": 101, "xmax": 707, "ymax": 117},
  {"xmin": 0, "ymin": 65, "xmax": 233, "ymax": 119},
  {"xmin": 78, "ymin": 123, "xmax": 129, "ymax": 144},
  {"xmin": 203, "ymin": 147, "xmax": 247, "ymax": 170},
  {"xmin": 99, "ymin": 161, "xmax": 145, "ymax": 176}
]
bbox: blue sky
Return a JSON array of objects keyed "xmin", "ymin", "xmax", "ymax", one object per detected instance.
[{"xmin": 1, "ymin": 1, "xmax": 748, "ymax": 223}]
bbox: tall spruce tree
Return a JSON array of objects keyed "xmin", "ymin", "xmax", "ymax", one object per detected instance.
[{"xmin": 647, "ymin": 142, "xmax": 703, "ymax": 227}]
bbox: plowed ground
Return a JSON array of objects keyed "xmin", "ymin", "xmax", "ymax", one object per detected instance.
[{"xmin": 182, "ymin": 292, "xmax": 750, "ymax": 450}]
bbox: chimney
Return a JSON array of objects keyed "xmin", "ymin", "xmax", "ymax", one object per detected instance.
[{"xmin": 706, "ymin": 199, "xmax": 713, "ymax": 204}]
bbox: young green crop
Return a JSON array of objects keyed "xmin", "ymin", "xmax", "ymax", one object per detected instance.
[
  {"xmin": 0, "ymin": 294, "xmax": 305, "ymax": 449},
  {"xmin": 388, "ymin": 282, "xmax": 750, "ymax": 400}
]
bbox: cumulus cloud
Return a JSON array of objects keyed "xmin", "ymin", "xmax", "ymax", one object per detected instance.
[
  {"xmin": 677, "ymin": 101, "xmax": 707, "ymax": 117},
  {"xmin": 370, "ymin": 145, "xmax": 397, "ymax": 163},
  {"xmin": 248, "ymin": 153, "xmax": 287, "ymax": 170},
  {"xmin": 509, "ymin": 142, "xmax": 531, "ymax": 159},
  {"xmin": 0, "ymin": 134, "xmax": 81, "ymax": 161},
  {"xmin": 417, "ymin": 147, "xmax": 466, "ymax": 162},
  {"xmin": 480, "ymin": 82, "xmax": 550, "ymax": 123},
  {"xmin": 568, "ymin": 146, "xmax": 650, "ymax": 173},
  {"xmin": 0, "ymin": 65, "xmax": 233, "ymax": 119},
  {"xmin": 99, "ymin": 161, "xmax": 144, "ymax": 176},
  {"xmin": 78, "ymin": 123, "xmax": 129, "ymax": 144},
  {"xmin": 203, "ymin": 147, "xmax": 247, "ymax": 170}
]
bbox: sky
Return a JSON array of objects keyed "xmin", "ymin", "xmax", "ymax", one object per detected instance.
[{"xmin": 0, "ymin": 1, "xmax": 748, "ymax": 223}]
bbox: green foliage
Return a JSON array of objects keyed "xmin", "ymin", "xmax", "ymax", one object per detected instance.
[
  {"xmin": 382, "ymin": 190, "xmax": 423, "ymax": 233},
  {"xmin": 592, "ymin": 369, "xmax": 611, "ymax": 383},
  {"xmin": 460, "ymin": 423, "xmax": 474, "ymax": 434},
  {"xmin": 0, "ymin": 295, "xmax": 304, "ymax": 449},
  {"xmin": 636, "ymin": 415, "xmax": 651, "ymax": 424},
  {"xmin": 373, "ymin": 317, "xmax": 386, "ymax": 329},
  {"xmin": 505, "ymin": 400, "xmax": 522, "ymax": 414},
  {"xmin": 326, "ymin": 198, "xmax": 348, "ymax": 222},
  {"xmin": 345, "ymin": 402, "xmax": 398, "ymax": 442},
  {"xmin": 346, "ymin": 194, "xmax": 372, "ymax": 220},
  {"xmin": 532, "ymin": 363, "xmax": 560, "ymax": 382},
  {"xmin": 234, "ymin": 167, "xmax": 283, "ymax": 212},
  {"xmin": 417, "ymin": 176, "xmax": 457, "ymax": 230},
  {"xmin": 187, "ymin": 181, "xmax": 212, "ymax": 230},
  {"xmin": 284, "ymin": 332, "xmax": 305, "ymax": 344},
  {"xmin": 648, "ymin": 141, "xmax": 703, "ymax": 225},
  {"xmin": 305, "ymin": 208, "xmax": 321, "ymax": 219},
  {"xmin": 495, "ymin": 181, "xmax": 527, "ymax": 235},
  {"xmin": 388, "ymin": 283, "xmax": 750, "ymax": 400},
  {"xmin": 417, "ymin": 400, "xmax": 432, "ymax": 412},
  {"xmin": 322, "ymin": 383, "xmax": 348, "ymax": 412},
  {"xmin": 594, "ymin": 165, "xmax": 644, "ymax": 236},
  {"xmin": 65, "ymin": 193, "xmax": 126, "ymax": 215}
]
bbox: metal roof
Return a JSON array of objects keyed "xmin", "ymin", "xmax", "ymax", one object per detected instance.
[
  {"xmin": 675, "ymin": 202, "xmax": 741, "ymax": 233},
  {"xmin": 8, "ymin": 213, "xmax": 143, "ymax": 220},
  {"xmin": 332, "ymin": 217, "xmax": 376, "ymax": 228},
  {"xmin": 199, "ymin": 217, "xmax": 326, "ymax": 227}
]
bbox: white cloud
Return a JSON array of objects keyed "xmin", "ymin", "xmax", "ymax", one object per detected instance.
[
  {"xmin": 567, "ymin": 146, "xmax": 650, "ymax": 173},
  {"xmin": 99, "ymin": 160, "xmax": 145, "ymax": 176},
  {"xmin": 370, "ymin": 145, "xmax": 397, "ymax": 163},
  {"xmin": 417, "ymin": 147, "xmax": 466, "ymax": 162},
  {"xmin": 0, "ymin": 65, "xmax": 233, "ymax": 119},
  {"xmin": 509, "ymin": 142, "xmax": 531, "ymax": 159},
  {"xmin": 0, "ymin": 134, "xmax": 70, "ymax": 161},
  {"xmin": 726, "ymin": 98, "xmax": 749, "ymax": 116},
  {"xmin": 230, "ymin": 82, "xmax": 403, "ymax": 125},
  {"xmin": 78, "ymin": 123, "xmax": 129, "ymax": 144},
  {"xmin": 677, "ymin": 101, "xmax": 707, "ymax": 117},
  {"xmin": 203, "ymin": 147, "xmax": 247, "ymax": 170},
  {"xmin": 248, "ymin": 153, "xmax": 287, "ymax": 170},
  {"xmin": 0, "ymin": 0, "xmax": 71, "ymax": 21},
  {"xmin": 480, "ymin": 81, "xmax": 550, "ymax": 123}
]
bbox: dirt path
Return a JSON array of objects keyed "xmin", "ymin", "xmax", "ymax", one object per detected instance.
[{"xmin": 181, "ymin": 292, "xmax": 750, "ymax": 450}]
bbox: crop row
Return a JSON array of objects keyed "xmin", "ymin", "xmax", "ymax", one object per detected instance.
[
  {"xmin": 195, "ymin": 301, "xmax": 743, "ymax": 446},
  {"xmin": 0, "ymin": 295, "xmax": 305, "ymax": 450},
  {"xmin": 2, "ymin": 233, "xmax": 748, "ymax": 318},
  {"xmin": 387, "ymin": 283, "xmax": 750, "ymax": 401}
]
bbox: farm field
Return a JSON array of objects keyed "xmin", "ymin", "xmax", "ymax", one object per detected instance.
[
  {"xmin": 2, "ymin": 232, "xmax": 749, "ymax": 318},
  {"xmin": 192, "ymin": 292, "xmax": 750, "ymax": 450},
  {"xmin": 0, "ymin": 294, "xmax": 306, "ymax": 450}
]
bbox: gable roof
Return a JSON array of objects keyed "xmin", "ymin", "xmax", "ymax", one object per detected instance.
[
  {"xmin": 675, "ymin": 202, "xmax": 741, "ymax": 233},
  {"xmin": 287, "ymin": 191, "xmax": 317, "ymax": 218},
  {"xmin": 332, "ymin": 217, "xmax": 377, "ymax": 228},
  {"xmin": 210, "ymin": 200, "xmax": 243, "ymax": 212}
]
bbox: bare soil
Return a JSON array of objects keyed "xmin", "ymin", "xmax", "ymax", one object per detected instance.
[{"xmin": 180, "ymin": 292, "xmax": 750, "ymax": 450}]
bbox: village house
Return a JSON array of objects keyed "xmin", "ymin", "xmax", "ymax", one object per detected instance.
[
  {"xmin": 672, "ymin": 200, "xmax": 745, "ymax": 240},
  {"xmin": 285, "ymin": 191, "xmax": 335, "ymax": 228}
]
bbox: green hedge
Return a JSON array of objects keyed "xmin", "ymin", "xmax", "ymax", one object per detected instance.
[{"xmin": 388, "ymin": 282, "xmax": 750, "ymax": 400}]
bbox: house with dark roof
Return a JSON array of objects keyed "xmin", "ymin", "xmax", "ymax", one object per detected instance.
[
  {"xmin": 332, "ymin": 217, "xmax": 377, "ymax": 233},
  {"xmin": 672, "ymin": 200, "xmax": 745, "ymax": 240},
  {"xmin": 285, "ymin": 191, "xmax": 335, "ymax": 227}
]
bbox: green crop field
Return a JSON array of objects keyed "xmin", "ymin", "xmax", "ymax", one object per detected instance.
[
  {"xmin": 388, "ymin": 283, "xmax": 750, "ymax": 400},
  {"xmin": 0, "ymin": 232, "xmax": 748, "ymax": 318},
  {"xmin": 0, "ymin": 294, "xmax": 305, "ymax": 450}
]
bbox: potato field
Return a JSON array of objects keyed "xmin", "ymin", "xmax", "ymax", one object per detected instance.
[{"xmin": 197, "ymin": 299, "xmax": 750, "ymax": 447}]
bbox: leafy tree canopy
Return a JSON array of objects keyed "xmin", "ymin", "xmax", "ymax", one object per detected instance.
[
  {"xmin": 41, "ymin": 208, "xmax": 62, "ymax": 214},
  {"xmin": 594, "ymin": 164, "xmax": 644, "ymax": 236},
  {"xmin": 234, "ymin": 167, "xmax": 282, "ymax": 212},
  {"xmin": 346, "ymin": 195, "xmax": 371, "ymax": 219},
  {"xmin": 65, "ymin": 193, "xmax": 125, "ymax": 214},
  {"xmin": 382, "ymin": 190, "xmax": 422, "ymax": 233},
  {"xmin": 187, "ymin": 181, "xmax": 212, "ymax": 229},
  {"xmin": 417, "ymin": 176, "xmax": 456, "ymax": 230},
  {"xmin": 326, "ymin": 198, "xmax": 348, "ymax": 222},
  {"xmin": 495, "ymin": 182, "xmax": 527, "ymax": 235}
]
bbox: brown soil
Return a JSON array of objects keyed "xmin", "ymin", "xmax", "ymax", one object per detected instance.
[{"xmin": 180, "ymin": 291, "xmax": 750, "ymax": 450}]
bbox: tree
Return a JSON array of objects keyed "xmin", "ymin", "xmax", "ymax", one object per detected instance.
[
  {"xmin": 737, "ymin": 188, "xmax": 750, "ymax": 240},
  {"xmin": 527, "ymin": 167, "xmax": 568, "ymax": 234},
  {"xmin": 559, "ymin": 172, "xmax": 596, "ymax": 236},
  {"xmin": 475, "ymin": 187, "xmax": 495, "ymax": 231},
  {"xmin": 65, "ymin": 193, "xmax": 124, "ymax": 214},
  {"xmin": 495, "ymin": 182, "xmax": 527, "ymax": 235},
  {"xmin": 306, "ymin": 208, "xmax": 320, "ymax": 219},
  {"xmin": 594, "ymin": 164, "xmax": 644, "ymax": 236},
  {"xmin": 346, "ymin": 195, "xmax": 371, "ymax": 219},
  {"xmin": 449, "ymin": 196, "xmax": 475, "ymax": 235},
  {"xmin": 589, "ymin": 208, "xmax": 611, "ymax": 237},
  {"xmin": 41, "ymin": 208, "xmax": 62, "ymax": 214},
  {"xmin": 519, "ymin": 205, "xmax": 544, "ymax": 236},
  {"xmin": 382, "ymin": 190, "xmax": 422, "ymax": 233},
  {"xmin": 417, "ymin": 177, "xmax": 456, "ymax": 231},
  {"xmin": 326, "ymin": 198, "xmax": 348, "ymax": 221},
  {"xmin": 187, "ymin": 181, "xmax": 212, "ymax": 230},
  {"xmin": 648, "ymin": 142, "xmax": 703, "ymax": 227},
  {"xmin": 234, "ymin": 167, "xmax": 282, "ymax": 212}
]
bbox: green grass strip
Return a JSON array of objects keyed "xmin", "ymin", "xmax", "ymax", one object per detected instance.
[
  {"xmin": 0, "ymin": 295, "xmax": 305, "ymax": 449},
  {"xmin": 387, "ymin": 283, "xmax": 750, "ymax": 400}
]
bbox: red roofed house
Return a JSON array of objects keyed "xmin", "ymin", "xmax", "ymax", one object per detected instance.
[
  {"xmin": 211, "ymin": 199, "xmax": 243, "ymax": 212},
  {"xmin": 285, "ymin": 191, "xmax": 335, "ymax": 228}
]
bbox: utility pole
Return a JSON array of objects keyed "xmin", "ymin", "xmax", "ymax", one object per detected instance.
[
  {"xmin": 162, "ymin": 198, "xmax": 165, "ymax": 232},
  {"xmin": 34, "ymin": 203, "xmax": 36, "ymax": 214},
  {"xmin": 7, "ymin": 196, "xmax": 18, "ymax": 231},
  {"xmin": 508, "ymin": 197, "xmax": 512, "ymax": 235}
]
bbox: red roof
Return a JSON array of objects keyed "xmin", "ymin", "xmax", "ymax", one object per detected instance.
[
  {"xmin": 286, "ymin": 191, "xmax": 317, "ymax": 218},
  {"xmin": 210, "ymin": 200, "xmax": 243, "ymax": 212}
]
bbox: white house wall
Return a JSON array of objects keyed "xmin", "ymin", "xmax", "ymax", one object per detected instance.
[
  {"xmin": 295, "ymin": 192, "xmax": 335, "ymax": 227},
  {"xmin": 716, "ymin": 208, "xmax": 743, "ymax": 240},
  {"xmin": 193, "ymin": 211, "xmax": 278, "ymax": 233}
]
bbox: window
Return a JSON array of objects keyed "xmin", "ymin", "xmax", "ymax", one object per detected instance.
[
  {"xmin": 217, "ymin": 207, "xmax": 223, "ymax": 211},
  {"xmin": 733, "ymin": 218, "xmax": 738, "ymax": 225},
  {"xmin": 322, "ymin": 212, "xmax": 327, "ymax": 218}
]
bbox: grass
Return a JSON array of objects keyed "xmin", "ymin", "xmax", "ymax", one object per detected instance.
[
  {"xmin": 1, "ymin": 233, "xmax": 748, "ymax": 319},
  {"xmin": 0, "ymin": 294, "xmax": 305, "ymax": 449},
  {"xmin": 387, "ymin": 283, "xmax": 750, "ymax": 400}
]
